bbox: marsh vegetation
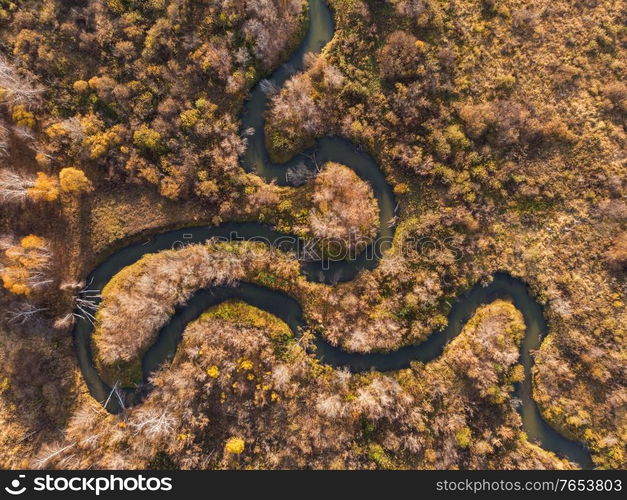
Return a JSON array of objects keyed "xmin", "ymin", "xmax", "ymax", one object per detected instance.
[{"xmin": 0, "ymin": 0, "xmax": 623, "ymax": 470}]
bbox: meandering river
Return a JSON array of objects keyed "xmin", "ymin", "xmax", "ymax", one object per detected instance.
[{"xmin": 73, "ymin": 0, "xmax": 591, "ymax": 468}]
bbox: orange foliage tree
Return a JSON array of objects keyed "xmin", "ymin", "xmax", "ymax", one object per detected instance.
[
  {"xmin": 59, "ymin": 167, "xmax": 93, "ymax": 194},
  {"xmin": 27, "ymin": 172, "xmax": 59, "ymax": 202},
  {"xmin": 1, "ymin": 235, "xmax": 52, "ymax": 295}
]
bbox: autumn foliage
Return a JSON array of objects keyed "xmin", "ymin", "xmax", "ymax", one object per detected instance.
[
  {"xmin": 1, "ymin": 235, "xmax": 51, "ymax": 295},
  {"xmin": 32, "ymin": 299, "xmax": 571, "ymax": 470},
  {"xmin": 0, "ymin": 0, "xmax": 623, "ymax": 472},
  {"xmin": 308, "ymin": 162, "xmax": 379, "ymax": 257},
  {"xmin": 0, "ymin": 0, "xmax": 307, "ymax": 202},
  {"xmin": 27, "ymin": 172, "xmax": 59, "ymax": 202},
  {"xmin": 59, "ymin": 167, "xmax": 93, "ymax": 194},
  {"xmin": 0, "ymin": 170, "xmax": 59, "ymax": 204}
]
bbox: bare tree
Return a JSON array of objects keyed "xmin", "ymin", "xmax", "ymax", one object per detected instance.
[
  {"xmin": 58, "ymin": 117, "xmax": 85, "ymax": 142},
  {"xmin": 0, "ymin": 169, "xmax": 35, "ymax": 203},
  {"xmin": 1, "ymin": 237, "xmax": 54, "ymax": 294},
  {"xmin": 103, "ymin": 381, "xmax": 126, "ymax": 411},
  {"xmin": 0, "ymin": 123, "xmax": 8, "ymax": 157},
  {"xmin": 32, "ymin": 442, "xmax": 77, "ymax": 469},
  {"xmin": 60, "ymin": 279, "xmax": 86, "ymax": 292},
  {"xmin": 26, "ymin": 269, "xmax": 54, "ymax": 290},
  {"xmin": 9, "ymin": 238, "xmax": 52, "ymax": 264},
  {"xmin": 286, "ymin": 162, "xmax": 314, "ymax": 186},
  {"xmin": 0, "ymin": 56, "xmax": 42, "ymax": 106},
  {"xmin": 13, "ymin": 125, "xmax": 37, "ymax": 144},
  {"xmin": 72, "ymin": 287, "xmax": 101, "ymax": 326},
  {"xmin": 53, "ymin": 313, "xmax": 75, "ymax": 330},
  {"xmin": 260, "ymin": 79, "xmax": 278, "ymax": 95},
  {"xmin": 6, "ymin": 302, "xmax": 48, "ymax": 324},
  {"xmin": 130, "ymin": 408, "xmax": 175, "ymax": 440},
  {"xmin": 0, "ymin": 233, "xmax": 15, "ymax": 250}
]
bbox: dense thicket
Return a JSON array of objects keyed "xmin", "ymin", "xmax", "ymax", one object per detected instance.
[
  {"xmin": 32, "ymin": 300, "xmax": 572, "ymax": 469},
  {"xmin": 0, "ymin": 0, "xmax": 306, "ymax": 201},
  {"xmin": 262, "ymin": 0, "xmax": 625, "ymax": 467},
  {"xmin": 0, "ymin": 0, "xmax": 623, "ymax": 470}
]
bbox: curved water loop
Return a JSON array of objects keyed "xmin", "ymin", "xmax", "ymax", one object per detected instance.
[{"xmin": 73, "ymin": 0, "xmax": 591, "ymax": 468}]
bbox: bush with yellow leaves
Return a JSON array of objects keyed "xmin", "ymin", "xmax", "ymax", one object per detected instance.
[
  {"xmin": 10, "ymin": 104, "xmax": 35, "ymax": 128},
  {"xmin": 1, "ymin": 235, "xmax": 52, "ymax": 295},
  {"xmin": 27, "ymin": 172, "xmax": 59, "ymax": 202},
  {"xmin": 224, "ymin": 437, "xmax": 245, "ymax": 455},
  {"xmin": 59, "ymin": 167, "xmax": 93, "ymax": 194}
]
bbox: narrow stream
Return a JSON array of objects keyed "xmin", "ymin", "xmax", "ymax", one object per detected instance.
[{"xmin": 73, "ymin": 0, "xmax": 591, "ymax": 468}]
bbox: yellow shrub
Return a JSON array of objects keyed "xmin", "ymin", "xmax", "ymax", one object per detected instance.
[
  {"xmin": 239, "ymin": 359, "xmax": 253, "ymax": 371},
  {"xmin": 393, "ymin": 183, "xmax": 410, "ymax": 195},
  {"xmin": 27, "ymin": 172, "xmax": 59, "ymax": 202},
  {"xmin": 11, "ymin": 105, "xmax": 35, "ymax": 128},
  {"xmin": 224, "ymin": 437, "xmax": 245, "ymax": 455},
  {"xmin": 84, "ymin": 126, "xmax": 123, "ymax": 159},
  {"xmin": 73, "ymin": 80, "xmax": 89, "ymax": 93},
  {"xmin": 20, "ymin": 235, "xmax": 46, "ymax": 249},
  {"xmin": 456, "ymin": 426, "xmax": 472, "ymax": 448},
  {"xmin": 1, "ymin": 235, "xmax": 50, "ymax": 296},
  {"xmin": 45, "ymin": 122, "xmax": 68, "ymax": 139},
  {"xmin": 510, "ymin": 364, "xmax": 525, "ymax": 383},
  {"xmin": 133, "ymin": 125, "xmax": 161, "ymax": 151},
  {"xmin": 59, "ymin": 167, "xmax": 93, "ymax": 194},
  {"xmin": 180, "ymin": 109, "xmax": 200, "ymax": 128}
]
